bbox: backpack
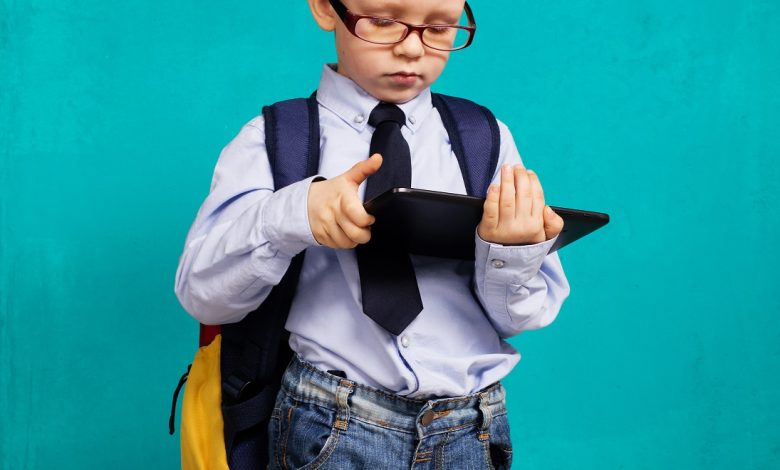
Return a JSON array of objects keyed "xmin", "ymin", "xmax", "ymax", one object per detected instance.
[{"xmin": 170, "ymin": 92, "xmax": 502, "ymax": 470}]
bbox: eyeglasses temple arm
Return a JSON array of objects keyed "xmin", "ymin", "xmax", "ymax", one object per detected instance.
[
  {"xmin": 464, "ymin": 2, "xmax": 476, "ymax": 28},
  {"xmin": 328, "ymin": 0, "xmax": 348, "ymax": 21}
]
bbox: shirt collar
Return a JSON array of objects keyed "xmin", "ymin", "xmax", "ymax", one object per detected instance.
[{"xmin": 316, "ymin": 64, "xmax": 433, "ymax": 134}]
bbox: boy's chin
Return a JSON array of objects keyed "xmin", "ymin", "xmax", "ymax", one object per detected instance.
[{"xmin": 369, "ymin": 86, "xmax": 424, "ymax": 104}]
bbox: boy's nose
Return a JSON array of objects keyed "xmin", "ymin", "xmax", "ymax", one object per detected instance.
[{"xmin": 393, "ymin": 30, "xmax": 425, "ymax": 58}]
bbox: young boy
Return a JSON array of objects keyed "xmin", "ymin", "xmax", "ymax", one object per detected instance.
[{"xmin": 175, "ymin": 0, "xmax": 569, "ymax": 468}]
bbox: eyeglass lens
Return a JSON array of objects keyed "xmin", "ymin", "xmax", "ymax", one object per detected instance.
[{"xmin": 353, "ymin": 15, "xmax": 471, "ymax": 50}]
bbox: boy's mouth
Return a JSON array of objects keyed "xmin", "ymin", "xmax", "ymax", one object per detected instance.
[{"xmin": 387, "ymin": 72, "xmax": 421, "ymax": 86}]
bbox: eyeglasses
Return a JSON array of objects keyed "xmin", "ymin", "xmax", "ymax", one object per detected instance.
[{"xmin": 328, "ymin": 0, "xmax": 476, "ymax": 52}]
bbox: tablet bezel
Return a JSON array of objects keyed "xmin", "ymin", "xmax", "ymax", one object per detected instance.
[{"xmin": 364, "ymin": 188, "xmax": 609, "ymax": 259}]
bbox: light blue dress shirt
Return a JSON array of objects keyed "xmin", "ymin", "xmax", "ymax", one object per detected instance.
[{"xmin": 175, "ymin": 65, "xmax": 570, "ymax": 398}]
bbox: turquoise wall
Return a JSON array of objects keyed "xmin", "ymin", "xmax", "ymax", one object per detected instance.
[{"xmin": 1, "ymin": 0, "xmax": 778, "ymax": 468}]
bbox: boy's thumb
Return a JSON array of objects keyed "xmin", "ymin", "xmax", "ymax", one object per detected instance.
[
  {"xmin": 543, "ymin": 206, "xmax": 564, "ymax": 238},
  {"xmin": 346, "ymin": 154, "xmax": 383, "ymax": 184}
]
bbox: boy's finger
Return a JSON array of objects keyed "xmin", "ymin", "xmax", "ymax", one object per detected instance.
[
  {"xmin": 543, "ymin": 206, "xmax": 565, "ymax": 239},
  {"xmin": 324, "ymin": 220, "xmax": 357, "ymax": 249},
  {"xmin": 498, "ymin": 165, "xmax": 515, "ymax": 222},
  {"xmin": 338, "ymin": 217, "xmax": 372, "ymax": 245},
  {"xmin": 528, "ymin": 170, "xmax": 545, "ymax": 220},
  {"xmin": 516, "ymin": 166, "xmax": 532, "ymax": 216},
  {"xmin": 344, "ymin": 154, "xmax": 383, "ymax": 185},
  {"xmin": 481, "ymin": 184, "xmax": 500, "ymax": 229},
  {"xmin": 342, "ymin": 197, "xmax": 375, "ymax": 228}
]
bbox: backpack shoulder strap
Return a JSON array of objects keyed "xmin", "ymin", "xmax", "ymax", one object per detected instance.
[
  {"xmin": 263, "ymin": 94, "xmax": 321, "ymax": 189},
  {"xmin": 197, "ymin": 94, "xmax": 321, "ymax": 346},
  {"xmin": 220, "ymin": 93, "xmax": 320, "ymax": 466},
  {"xmin": 431, "ymin": 93, "xmax": 501, "ymax": 197}
]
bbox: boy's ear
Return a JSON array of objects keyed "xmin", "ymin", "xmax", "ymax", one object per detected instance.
[{"xmin": 308, "ymin": 0, "xmax": 338, "ymax": 32}]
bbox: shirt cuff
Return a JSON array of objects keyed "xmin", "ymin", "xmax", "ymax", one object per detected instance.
[
  {"xmin": 475, "ymin": 232, "xmax": 559, "ymax": 286},
  {"xmin": 261, "ymin": 176, "xmax": 322, "ymax": 257}
]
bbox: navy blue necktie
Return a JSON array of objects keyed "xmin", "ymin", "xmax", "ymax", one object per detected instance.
[{"xmin": 356, "ymin": 103, "xmax": 423, "ymax": 335}]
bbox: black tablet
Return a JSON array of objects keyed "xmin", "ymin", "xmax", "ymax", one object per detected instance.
[{"xmin": 364, "ymin": 188, "xmax": 609, "ymax": 260}]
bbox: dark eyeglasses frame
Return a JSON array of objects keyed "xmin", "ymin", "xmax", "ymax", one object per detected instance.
[{"xmin": 327, "ymin": 0, "xmax": 477, "ymax": 51}]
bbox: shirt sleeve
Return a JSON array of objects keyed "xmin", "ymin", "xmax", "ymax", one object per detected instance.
[
  {"xmin": 174, "ymin": 116, "xmax": 320, "ymax": 325},
  {"xmin": 473, "ymin": 120, "xmax": 571, "ymax": 338}
]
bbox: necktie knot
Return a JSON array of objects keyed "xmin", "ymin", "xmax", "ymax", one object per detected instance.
[{"xmin": 369, "ymin": 102, "xmax": 406, "ymax": 128}]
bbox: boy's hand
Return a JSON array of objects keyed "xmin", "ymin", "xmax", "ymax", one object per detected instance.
[
  {"xmin": 478, "ymin": 164, "xmax": 565, "ymax": 245},
  {"xmin": 307, "ymin": 154, "xmax": 383, "ymax": 249}
]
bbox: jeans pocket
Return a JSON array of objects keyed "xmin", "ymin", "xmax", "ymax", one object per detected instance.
[
  {"xmin": 272, "ymin": 394, "xmax": 340, "ymax": 470},
  {"xmin": 485, "ymin": 413, "xmax": 513, "ymax": 470}
]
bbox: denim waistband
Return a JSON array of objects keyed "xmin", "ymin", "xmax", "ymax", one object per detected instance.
[{"xmin": 280, "ymin": 354, "xmax": 507, "ymax": 435}]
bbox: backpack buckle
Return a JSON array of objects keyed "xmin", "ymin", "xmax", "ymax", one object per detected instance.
[{"xmin": 223, "ymin": 374, "xmax": 259, "ymax": 404}]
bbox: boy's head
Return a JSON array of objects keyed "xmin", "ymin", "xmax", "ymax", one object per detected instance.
[{"xmin": 308, "ymin": 0, "xmax": 474, "ymax": 103}]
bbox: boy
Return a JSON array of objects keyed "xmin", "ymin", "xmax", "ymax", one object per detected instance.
[{"xmin": 175, "ymin": 0, "xmax": 569, "ymax": 468}]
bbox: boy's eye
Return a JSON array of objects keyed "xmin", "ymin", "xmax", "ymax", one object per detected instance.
[
  {"xmin": 426, "ymin": 26, "xmax": 452, "ymax": 35},
  {"xmin": 369, "ymin": 17, "xmax": 398, "ymax": 27}
]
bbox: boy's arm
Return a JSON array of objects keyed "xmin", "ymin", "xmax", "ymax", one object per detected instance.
[
  {"xmin": 473, "ymin": 121, "xmax": 571, "ymax": 338},
  {"xmin": 174, "ymin": 116, "xmax": 319, "ymax": 325}
]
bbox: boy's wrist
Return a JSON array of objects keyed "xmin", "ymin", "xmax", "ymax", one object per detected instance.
[
  {"xmin": 261, "ymin": 175, "xmax": 324, "ymax": 256},
  {"xmin": 475, "ymin": 231, "xmax": 558, "ymax": 285}
]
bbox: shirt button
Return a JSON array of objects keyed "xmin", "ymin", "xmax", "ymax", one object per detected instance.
[
  {"xmin": 491, "ymin": 259, "xmax": 506, "ymax": 269},
  {"xmin": 354, "ymin": 114, "xmax": 365, "ymax": 124},
  {"xmin": 408, "ymin": 115, "xmax": 416, "ymax": 125},
  {"xmin": 400, "ymin": 335, "xmax": 410, "ymax": 348}
]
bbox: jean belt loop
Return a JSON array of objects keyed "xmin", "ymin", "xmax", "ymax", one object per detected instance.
[
  {"xmin": 478, "ymin": 391, "xmax": 492, "ymax": 441},
  {"xmin": 334, "ymin": 379, "xmax": 354, "ymax": 431}
]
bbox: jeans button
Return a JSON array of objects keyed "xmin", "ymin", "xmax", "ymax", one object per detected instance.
[{"xmin": 420, "ymin": 410, "xmax": 435, "ymax": 426}]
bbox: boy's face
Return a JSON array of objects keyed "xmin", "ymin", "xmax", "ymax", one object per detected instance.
[{"xmin": 310, "ymin": 0, "xmax": 467, "ymax": 103}]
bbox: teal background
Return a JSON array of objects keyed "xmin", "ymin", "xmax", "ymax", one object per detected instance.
[{"xmin": 1, "ymin": 0, "xmax": 778, "ymax": 468}]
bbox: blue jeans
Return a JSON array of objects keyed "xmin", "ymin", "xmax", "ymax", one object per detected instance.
[{"xmin": 268, "ymin": 354, "xmax": 513, "ymax": 469}]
